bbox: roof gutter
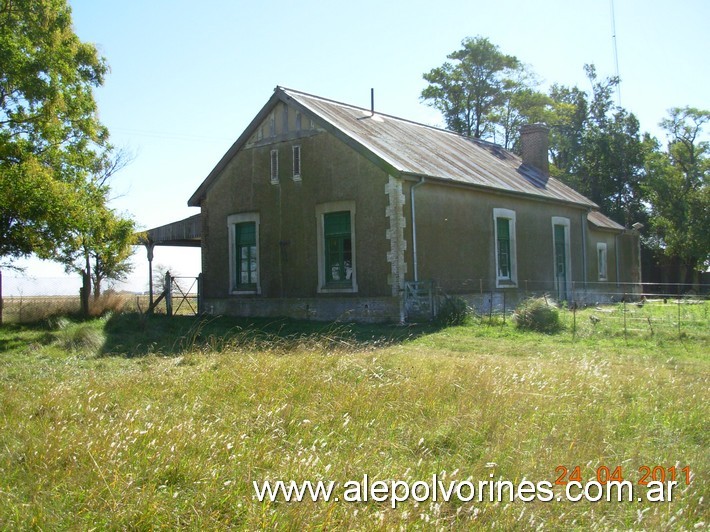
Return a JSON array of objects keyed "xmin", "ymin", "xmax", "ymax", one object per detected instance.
[
  {"xmin": 410, "ymin": 177, "xmax": 426, "ymax": 282},
  {"xmin": 400, "ymin": 172, "xmax": 597, "ymax": 211}
]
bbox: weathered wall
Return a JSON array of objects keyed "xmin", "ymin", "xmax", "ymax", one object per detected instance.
[
  {"xmin": 201, "ymin": 102, "xmax": 395, "ymax": 309},
  {"xmin": 405, "ymin": 182, "xmax": 589, "ymax": 295},
  {"xmin": 197, "ymin": 100, "xmax": 642, "ymax": 320}
]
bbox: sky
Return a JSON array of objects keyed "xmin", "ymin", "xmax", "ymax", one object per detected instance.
[{"xmin": 6, "ymin": 0, "xmax": 710, "ymax": 295}]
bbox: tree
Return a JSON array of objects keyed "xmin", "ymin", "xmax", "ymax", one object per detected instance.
[
  {"xmin": 643, "ymin": 107, "xmax": 710, "ymax": 281},
  {"xmin": 0, "ymin": 0, "xmax": 108, "ymax": 264},
  {"xmin": 549, "ymin": 65, "xmax": 646, "ymax": 226},
  {"xmin": 493, "ymin": 78, "xmax": 552, "ymax": 151},
  {"xmin": 86, "ymin": 208, "xmax": 136, "ymax": 298},
  {"xmin": 421, "ymin": 36, "xmax": 524, "ymax": 139},
  {"xmin": 51, "ymin": 145, "xmax": 136, "ymax": 303},
  {"xmin": 54, "ymin": 191, "xmax": 136, "ymax": 300}
]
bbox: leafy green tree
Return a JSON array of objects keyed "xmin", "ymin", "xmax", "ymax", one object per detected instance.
[
  {"xmin": 421, "ymin": 36, "xmax": 523, "ymax": 139},
  {"xmin": 643, "ymin": 107, "xmax": 710, "ymax": 281},
  {"xmin": 86, "ymin": 208, "xmax": 136, "ymax": 298},
  {"xmin": 55, "ymin": 194, "xmax": 136, "ymax": 300},
  {"xmin": 0, "ymin": 0, "xmax": 108, "ymax": 264},
  {"xmin": 494, "ymin": 82, "xmax": 553, "ymax": 151},
  {"xmin": 549, "ymin": 65, "xmax": 646, "ymax": 226}
]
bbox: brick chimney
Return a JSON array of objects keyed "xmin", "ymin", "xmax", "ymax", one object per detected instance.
[{"xmin": 520, "ymin": 124, "xmax": 550, "ymax": 176}]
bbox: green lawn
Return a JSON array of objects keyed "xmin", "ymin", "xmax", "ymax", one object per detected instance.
[{"xmin": 0, "ymin": 307, "xmax": 707, "ymax": 529}]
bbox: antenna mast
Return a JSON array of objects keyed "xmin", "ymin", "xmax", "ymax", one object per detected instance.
[{"xmin": 610, "ymin": 0, "xmax": 621, "ymax": 106}]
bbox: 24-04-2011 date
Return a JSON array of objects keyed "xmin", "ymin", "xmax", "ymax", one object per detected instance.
[{"xmin": 555, "ymin": 465, "xmax": 692, "ymax": 486}]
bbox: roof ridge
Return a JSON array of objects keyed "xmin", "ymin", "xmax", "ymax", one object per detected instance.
[{"xmin": 277, "ymin": 86, "xmax": 505, "ymax": 151}]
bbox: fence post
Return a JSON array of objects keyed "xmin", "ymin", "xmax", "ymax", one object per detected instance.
[
  {"xmin": 197, "ymin": 273, "xmax": 204, "ymax": 315},
  {"xmin": 503, "ymin": 291, "xmax": 506, "ymax": 324},
  {"xmin": 165, "ymin": 271, "xmax": 173, "ymax": 317},
  {"xmin": 0, "ymin": 269, "xmax": 3, "ymax": 326},
  {"xmin": 572, "ymin": 302, "xmax": 577, "ymax": 339}
]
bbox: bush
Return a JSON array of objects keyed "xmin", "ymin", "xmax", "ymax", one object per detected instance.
[
  {"xmin": 55, "ymin": 321, "xmax": 106, "ymax": 354},
  {"xmin": 435, "ymin": 296, "xmax": 470, "ymax": 326},
  {"xmin": 514, "ymin": 296, "xmax": 563, "ymax": 333}
]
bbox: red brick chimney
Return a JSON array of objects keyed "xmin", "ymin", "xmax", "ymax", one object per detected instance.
[{"xmin": 520, "ymin": 124, "xmax": 550, "ymax": 177}]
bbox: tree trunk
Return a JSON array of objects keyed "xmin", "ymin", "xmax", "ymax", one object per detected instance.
[
  {"xmin": 93, "ymin": 275, "xmax": 102, "ymax": 300},
  {"xmin": 81, "ymin": 251, "xmax": 91, "ymax": 316},
  {"xmin": 80, "ymin": 270, "xmax": 90, "ymax": 317}
]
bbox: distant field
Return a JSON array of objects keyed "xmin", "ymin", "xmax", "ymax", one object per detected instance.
[
  {"xmin": 1, "ymin": 292, "xmax": 198, "ymax": 323},
  {"xmin": 0, "ymin": 307, "xmax": 707, "ymax": 529}
]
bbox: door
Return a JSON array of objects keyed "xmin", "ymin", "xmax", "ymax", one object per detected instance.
[{"xmin": 554, "ymin": 224, "xmax": 568, "ymax": 301}]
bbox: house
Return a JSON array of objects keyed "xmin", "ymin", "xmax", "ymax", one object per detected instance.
[{"xmin": 186, "ymin": 87, "xmax": 641, "ymax": 322}]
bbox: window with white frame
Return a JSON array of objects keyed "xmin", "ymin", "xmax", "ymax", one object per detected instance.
[
  {"xmin": 597, "ymin": 242, "xmax": 608, "ymax": 281},
  {"xmin": 270, "ymin": 149, "xmax": 278, "ymax": 184},
  {"xmin": 292, "ymin": 145, "xmax": 301, "ymax": 180},
  {"xmin": 228, "ymin": 213, "xmax": 260, "ymax": 294},
  {"xmin": 316, "ymin": 201, "xmax": 357, "ymax": 293},
  {"xmin": 493, "ymin": 208, "xmax": 518, "ymax": 286}
]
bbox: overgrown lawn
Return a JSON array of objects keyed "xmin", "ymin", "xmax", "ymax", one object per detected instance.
[{"xmin": 0, "ymin": 309, "xmax": 707, "ymax": 529}]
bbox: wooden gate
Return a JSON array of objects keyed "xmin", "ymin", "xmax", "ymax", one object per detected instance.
[{"xmin": 148, "ymin": 272, "xmax": 201, "ymax": 316}]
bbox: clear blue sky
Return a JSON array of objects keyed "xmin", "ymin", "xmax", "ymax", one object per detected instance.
[{"xmin": 7, "ymin": 0, "xmax": 710, "ymax": 294}]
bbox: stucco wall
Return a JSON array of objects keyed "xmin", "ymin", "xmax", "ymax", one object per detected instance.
[
  {"xmin": 405, "ymin": 182, "xmax": 590, "ymax": 295},
  {"xmin": 196, "ymin": 100, "xmax": 641, "ymax": 320},
  {"xmin": 200, "ymin": 103, "xmax": 394, "ymax": 305}
]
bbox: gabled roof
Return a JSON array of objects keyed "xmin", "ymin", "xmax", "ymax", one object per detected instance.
[{"xmin": 188, "ymin": 86, "xmax": 598, "ymax": 209}]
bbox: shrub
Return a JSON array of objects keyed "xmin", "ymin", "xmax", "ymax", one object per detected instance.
[
  {"xmin": 513, "ymin": 296, "xmax": 563, "ymax": 333},
  {"xmin": 55, "ymin": 322, "xmax": 106, "ymax": 354},
  {"xmin": 435, "ymin": 296, "xmax": 470, "ymax": 326}
]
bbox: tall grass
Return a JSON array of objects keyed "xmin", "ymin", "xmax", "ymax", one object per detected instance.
[{"xmin": 0, "ymin": 313, "xmax": 707, "ymax": 529}]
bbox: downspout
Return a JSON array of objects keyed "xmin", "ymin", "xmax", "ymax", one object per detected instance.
[
  {"xmin": 410, "ymin": 177, "xmax": 426, "ymax": 282},
  {"xmin": 615, "ymin": 231, "xmax": 621, "ymax": 289},
  {"xmin": 581, "ymin": 210, "xmax": 589, "ymax": 290}
]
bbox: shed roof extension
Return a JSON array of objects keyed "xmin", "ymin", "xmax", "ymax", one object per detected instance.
[
  {"xmin": 188, "ymin": 86, "xmax": 597, "ymax": 209},
  {"xmin": 587, "ymin": 210, "xmax": 626, "ymax": 232}
]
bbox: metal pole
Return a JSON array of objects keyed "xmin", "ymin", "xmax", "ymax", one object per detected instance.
[
  {"xmin": 147, "ymin": 242, "xmax": 155, "ymax": 313},
  {"xmin": 165, "ymin": 271, "xmax": 173, "ymax": 317}
]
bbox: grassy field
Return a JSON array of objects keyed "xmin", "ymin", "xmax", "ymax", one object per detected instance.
[{"xmin": 0, "ymin": 304, "xmax": 707, "ymax": 529}]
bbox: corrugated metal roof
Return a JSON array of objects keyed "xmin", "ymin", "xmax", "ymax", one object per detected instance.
[
  {"xmin": 282, "ymin": 88, "xmax": 598, "ymax": 208},
  {"xmin": 189, "ymin": 86, "xmax": 599, "ymax": 209},
  {"xmin": 587, "ymin": 210, "xmax": 625, "ymax": 231}
]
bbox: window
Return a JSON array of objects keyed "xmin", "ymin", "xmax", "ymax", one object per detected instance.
[
  {"xmin": 493, "ymin": 208, "xmax": 517, "ymax": 286},
  {"xmin": 296, "ymin": 112, "xmax": 302, "ymax": 131},
  {"xmin": 597, "ymin": 242, "xmax": 608, "ymax": 281},
  {"xmin": 228, "ymin": 213, "xmax": 260, "ymax": 294},
  {"xmin": 496, "ymin": 218, "xmax": 512, "ymax": 279},
  {"xmin": 324, "ymin": 212, "xmax": 352, "ymax": 286},
  {"xmin": 282, "ymin": 106, "xmax": 289, "ymax": 133},
  {"xmin": 292, "ymin": 145, "xmax": 301, "ymax": 180},
  {"xmin": 270, "ymin": 149, "xmax": 279, "ymax": 184},
  {"xmin": 316, "ymin": 201, "xmax": 357, "ymax": 293}
]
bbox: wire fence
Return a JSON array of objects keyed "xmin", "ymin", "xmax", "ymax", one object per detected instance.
[
  {"xmin": 1, "ymin": 275, "xmax": 708, "ymax": 340},
  {"xmin": 0, "ymin": 275, "xmax": 199, "ymax": 324},
  {"xmin": 433, "ymin": 279, "xmax": 709, "ymax": 340}
]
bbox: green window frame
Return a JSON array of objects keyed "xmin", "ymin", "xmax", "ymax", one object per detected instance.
[
  {"xmin": 234, "ymin": 222, "xmax": 257, "ymax": 291},
  {"xmin": 323, "ymin": 211, "xmax": 352, "ymax": 287}
]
